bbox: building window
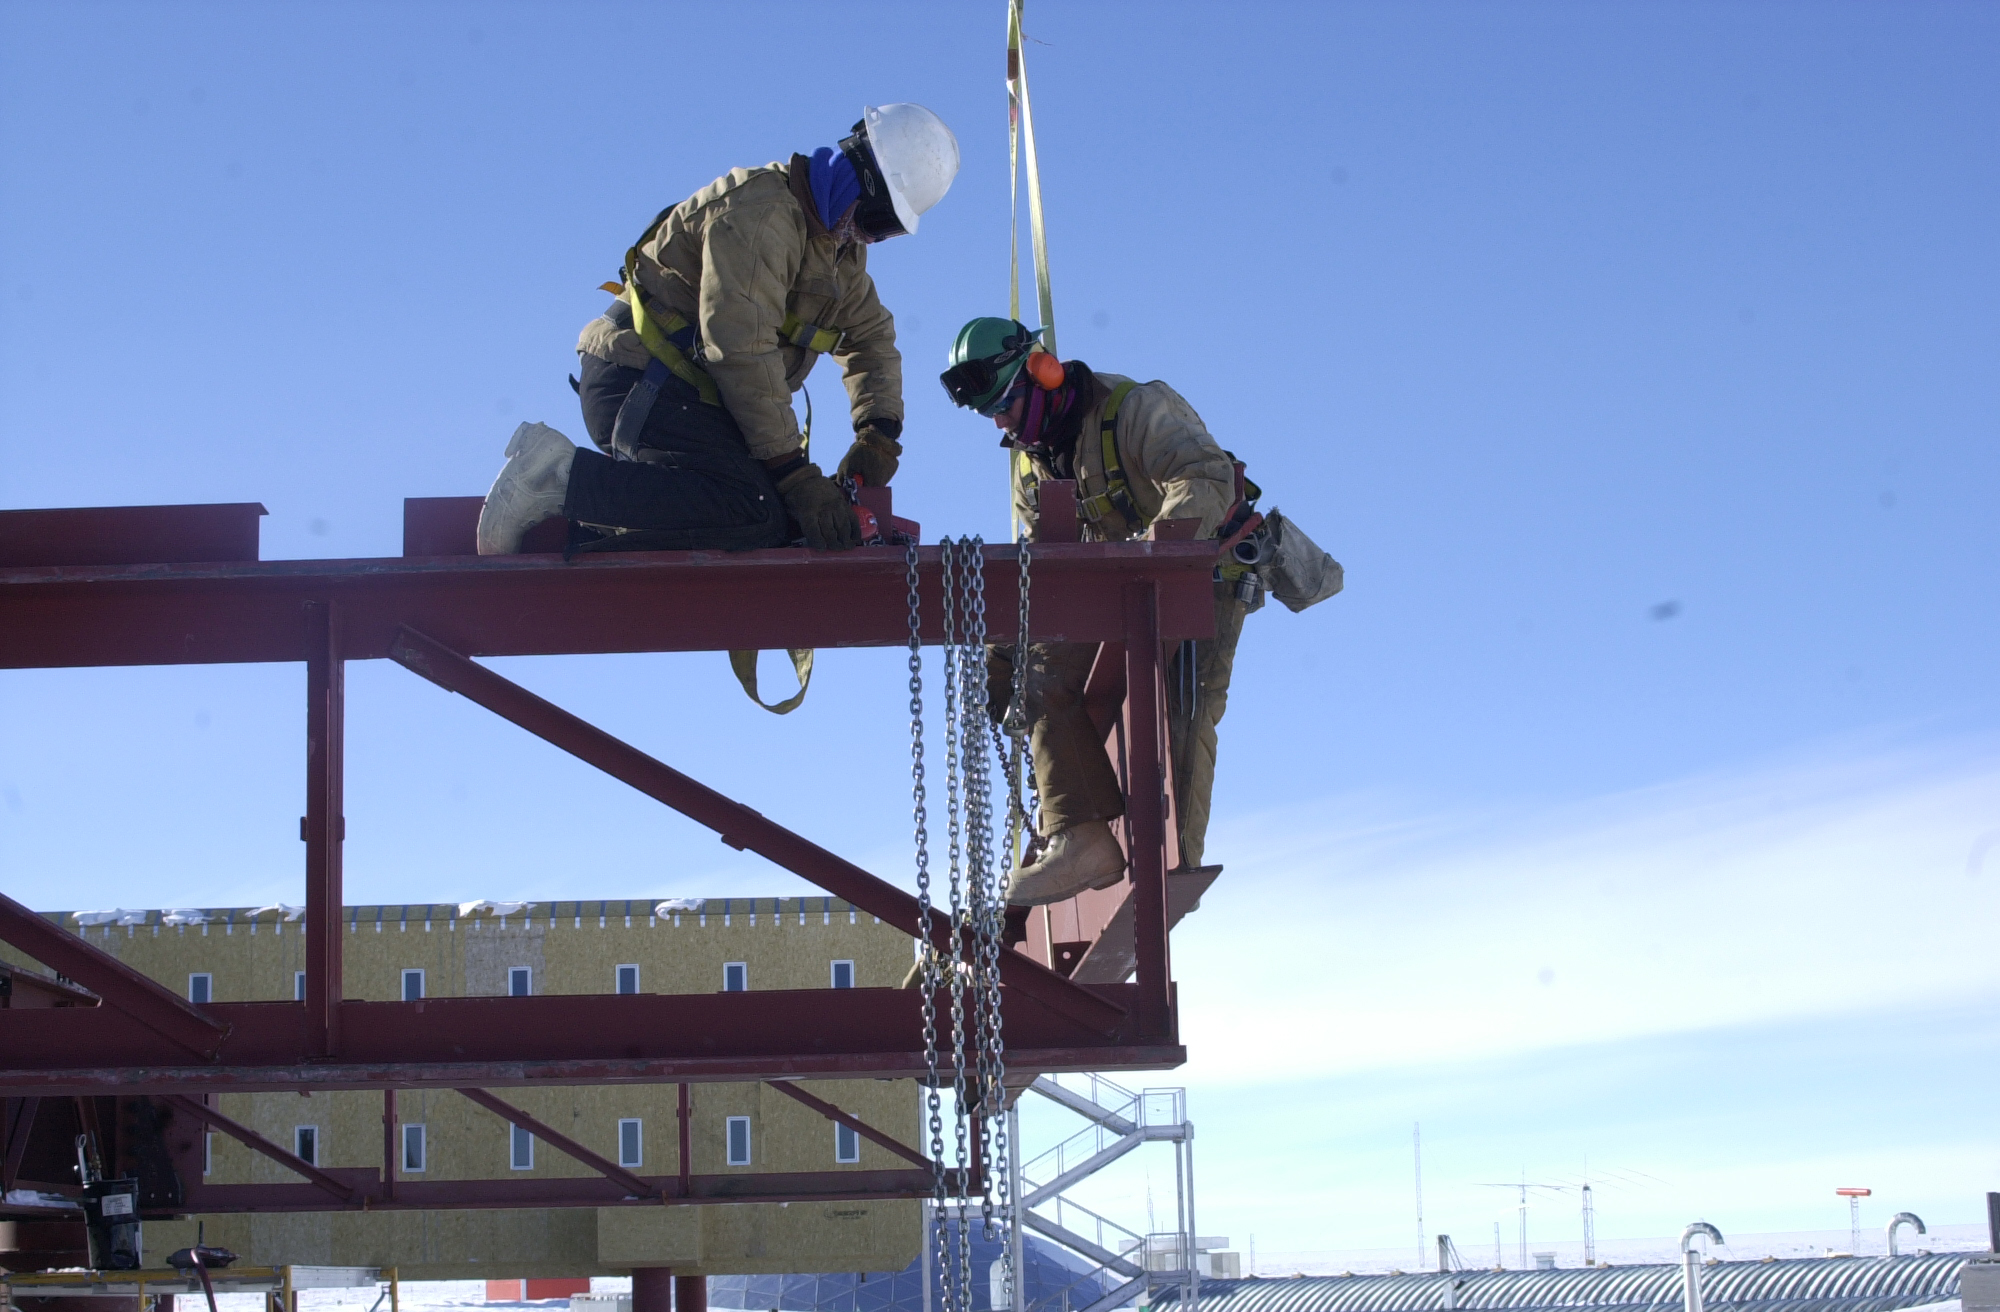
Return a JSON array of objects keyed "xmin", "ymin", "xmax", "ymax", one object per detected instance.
[
  {"xmin": 830, "ymin": 960, "xmax": 855, "ymax": 989},
  {"xmin": 402, "ymin": 969, "xmax": 424, "ymax": 1002},
  {"xmin": 188, "ymin": 973, "xmax": 212, "ymax": 1004},
  {"xmin": 294, "ymin": 971, "xmax": 305, "ymax": 1001},
  {"xmin": 402, "ymin": 1123, "xmax": 426, "ymax": 1173},
  {"xmin": 294, "ymin": 1126, "xmax": 318, "ymax": 1166},
  {"xmin": 618, "ymin": 1119, "xmax": 642, "ymax": 1169},
  {"xmin": 616, "ymin": 964, "xmax": 639, "ymax": 995},
  {"xmin": 835, "ymin": 1122, "xmax": 860, "ymax": 1164},
  {"xmin": 509, "ymin": 967, "xmax": 531, "ymax": 997},
  {"xmin": 723, "ymin": 962, "xmax": 747, "ymax": 993},
  {"xmin": 725, "ymin": 1116, "xmax": 751, "ymax": 1166},
  {"xmin": 510, "ymin": 1124, "xmax": 533, "ymax": 1170}
]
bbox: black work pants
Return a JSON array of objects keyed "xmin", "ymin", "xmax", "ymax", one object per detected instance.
[{"xmin": 563, "ymin": 352, "xmax": 790, "ymax": 552}]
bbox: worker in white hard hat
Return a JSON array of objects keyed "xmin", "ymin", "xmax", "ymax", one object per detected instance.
[{"xmin": 478, "ymin": 105, "xmax": 960, "ymax": 556}]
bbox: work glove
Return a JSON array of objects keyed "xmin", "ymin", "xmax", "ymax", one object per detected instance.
[
  {"xmin": 775, "ymin": 462, "xmax": 862, "ymax": 551},
  {"xmin": 835, "ymin": 426, "xmax": 903, "ymax": 488}
]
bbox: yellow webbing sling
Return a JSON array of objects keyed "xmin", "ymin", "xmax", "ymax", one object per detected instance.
[{"xmin": 727, "ymin": 647, "xmax": 815, "ymax": 716}]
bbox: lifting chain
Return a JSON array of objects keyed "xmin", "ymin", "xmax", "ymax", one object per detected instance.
[{"xmin": 908, "ymin": 535, "xmax": 1030, "ymax": 1312}]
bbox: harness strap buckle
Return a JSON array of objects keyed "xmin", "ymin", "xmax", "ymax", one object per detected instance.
[{"xmin": 778, "ymin": 313, "xmax": 844, "ymax": 354}]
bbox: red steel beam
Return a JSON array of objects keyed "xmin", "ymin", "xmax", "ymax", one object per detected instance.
[
  {"xmin": 455, "ymin": 1087, "xmax": 655, "ymax": 1198},
  {"xmin": 1121, "ymin": 581, "xmax": 1173, "ymax": 1040},
  {"xmin": 302, "ymin": 600, "xmax": 343, "ymax": 1056},
  {"xmin": 0, "ymin": 891, "xmax": 228, "ymax": 1059},
  {"xmin": 0, "ymin": 540, "xmax": 1218, "ymax": 671},
  {"xmin": 386, "ymin": 626, "xmax": 1128, "ymax": 1038},
  {"xmin": 173, "ymin": 1166, "xmax": 945, "ymax": 1214},
  {"xmin": 0, "ymin": 988, "xmax": 1182, "ymax": 1095},
  {"xmin": 163, "ymin": 1094, "xmax": 358, "ymax": 1202},
  {"xmin": 763, "ymin": 1080, "xmax": 931, "ymax": 1170}
]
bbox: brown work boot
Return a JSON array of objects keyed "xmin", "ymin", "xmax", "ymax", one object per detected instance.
[{"xmin": 1006, "ymin": 821, "xmax": 1127, "ymax": 906}]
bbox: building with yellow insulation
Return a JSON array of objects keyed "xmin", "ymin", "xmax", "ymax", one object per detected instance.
[{"xmin": 34, "ymin": 898, "xmax": 923, "ymax": 1281}]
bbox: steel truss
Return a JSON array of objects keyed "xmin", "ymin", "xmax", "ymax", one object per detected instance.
[{"xmin": 0, "ymin": 497, "xmax": 1214, "ymax": 1218}]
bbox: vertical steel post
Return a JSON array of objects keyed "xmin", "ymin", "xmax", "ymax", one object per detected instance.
[
  {"xmin": 1008, "ymin": 1106, "xmax": 1026, "ymax": 1312},
  {"xmin": 921, "ymin": 1200, "xmax": 934, "ymax": 1312},
  {"xmin": 677, "ymin": 1083, "xmax": 692, "ymax": 1199},
  {"xmin": 1120, "ymin": 581, "xmax": 1171, "ymax": 1037},
  {"xmin": 673, "ymin": 1275, "xmax": 706, "ymax": 1312},
  {"xmin": 1185, "ymin": 1115, "xmax": 1200, "ymax": 1311},
  {"xmin": 303, "ymin": 599, "xmax": 344, "ymax": 1056},
  {"xmin": 382, "ymin": 1089, "xmax": 396, "ymax": 1202},
  {"xmin": 1174, "ymin": 1134, "xmax": 1188, "ymax": 1293},
  {"xmin": 631, "ymin": 1269, "xmax": 672, "ymax": 1312}
]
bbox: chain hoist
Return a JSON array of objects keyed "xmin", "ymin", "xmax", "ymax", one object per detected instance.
[
  {"xmin": 907, "ymin": 541, "xmax": 952, "ymax": 1298},
  {"xmin": 906, "ymin": 534, "xmax": 1029, "ymax": 1312}
]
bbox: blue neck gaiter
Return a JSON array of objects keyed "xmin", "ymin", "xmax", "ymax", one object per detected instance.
[{"xmin": 807, "ymin": 146, "xmax": 862, "ymax": 232}]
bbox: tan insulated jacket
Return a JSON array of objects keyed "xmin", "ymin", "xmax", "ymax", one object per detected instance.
[
  {"xmin": 1012, "ymin": 372, "xmax": 1238, "ymax": 543},
  {"xmin": 577, "ymin": 156, "xmax": 902, "ymax": 460}
]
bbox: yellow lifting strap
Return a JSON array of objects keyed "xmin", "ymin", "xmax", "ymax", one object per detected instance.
[
  {"xmin": 614, "ymin": 252, "xmax": 720, "ymax": 407},
  {"xmin": 1077, "ymin": 380, "xmax": 1142, "ymax": 528},
  {"xmin": 1008, "ymin": 0, "xmax": 1056, "ymax": 541},
  {"xmin": 727, "ymin": 647, "xmax": 815, "ymax": 715}
]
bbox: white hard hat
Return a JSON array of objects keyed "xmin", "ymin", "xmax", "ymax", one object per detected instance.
[{"xmin": 862, "ymin": 103, "xmax": 959, "ymax": 235}]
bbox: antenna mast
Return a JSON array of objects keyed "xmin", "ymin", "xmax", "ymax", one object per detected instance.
[
  {"xmin": 1582, "ymin": 1183, "xmax": 1596, "ymax": 1265},
  {"xmin": 1414, "ymin": 1123, "xmax": 1426, "ymax": 1270}
]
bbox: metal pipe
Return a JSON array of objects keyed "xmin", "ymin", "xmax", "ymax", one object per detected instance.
[
  {"xmin": 1886, "ymin": 1212, "xmax": 1926, "ymax": 1257},
  {"xmin": 1681, "ymin": 1221, "xmax": 1723, "ymax": 1312}
]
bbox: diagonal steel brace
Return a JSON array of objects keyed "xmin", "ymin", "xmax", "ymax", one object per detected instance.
[
  {"xmin": 163, "ymin": 1094, "xmax": 357, "ymax": 1202},
  {"xmin": 456, "ymin": 1087, "xmax": 656, "ymax": 1198},
  {"xmin": 386, "ymin": 625, "xmax": 1126, "ymax": 1037},
  {"xmin": 0, "ymin": 892, "xmax": 229, "ymax": 1059},
  {"xmin": 764, "ymin": 1080, "xmax": 931, "ymax": 1169}
]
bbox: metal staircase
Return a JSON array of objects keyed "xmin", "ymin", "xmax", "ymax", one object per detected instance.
[{"xmin": 1006, "ymin": 1075, "xmax": 1198, "ymax": 1312}]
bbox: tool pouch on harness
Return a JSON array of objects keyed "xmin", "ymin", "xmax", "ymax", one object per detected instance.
[{"xmin": 1257, "ymin": 509, "xmax": 1343, "ymax": 612}]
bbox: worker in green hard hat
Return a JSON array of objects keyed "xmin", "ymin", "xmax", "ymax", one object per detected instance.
[{"xmin": 941, "ymin": 316, "xmax": 1249, "ymax": 905}]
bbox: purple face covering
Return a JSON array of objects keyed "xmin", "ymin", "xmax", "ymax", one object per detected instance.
[{"xmin": 1009, "ymin": 371, "xmax": 1081, "ymax": 451}]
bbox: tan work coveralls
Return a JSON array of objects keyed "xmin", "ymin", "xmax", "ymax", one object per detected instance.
[
  {"xmin": 994, "ymin": 371, "xmax": 1245, "ymax": 868},
  {"xmin": 576, "ymin": 156, "xmax": 903, "ymax": 461}
]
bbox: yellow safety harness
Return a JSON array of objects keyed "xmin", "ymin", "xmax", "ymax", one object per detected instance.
[
  {"xmin": 592, "ymin": 209, "xmax": 846, "ymax": 718},
  {"xmin": 1076, "ymin": 380, "xmax": 1142, "ymax": 529},
  {"xmin": 601, "ymin": 231, "xmax": 845, "ymax": 412}
]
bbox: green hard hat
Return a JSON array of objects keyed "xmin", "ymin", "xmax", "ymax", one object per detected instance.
[{"xmin": 940, "ymin": 316, "xmax": 1043, "ymax": 415}]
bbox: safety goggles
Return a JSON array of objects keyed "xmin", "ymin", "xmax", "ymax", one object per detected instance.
[{"xmin": 939, "ymin": 354, "xmax": 1027, "ymax": 414}]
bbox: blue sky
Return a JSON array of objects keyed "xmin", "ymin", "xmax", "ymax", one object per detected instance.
[{"xmin": 3, "ymin": 0, "xmax": 1997, "ymax": 1261}]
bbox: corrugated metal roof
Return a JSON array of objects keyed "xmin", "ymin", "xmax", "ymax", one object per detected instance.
[{"xmin": 1154, "ymin": 1255, "xmax": 1968, "ymax": 1312}]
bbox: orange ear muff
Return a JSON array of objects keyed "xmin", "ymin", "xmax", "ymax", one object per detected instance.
[{"xmin": 1025, "ymin": 351, "xmax": 1066, "ymax": 389}]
